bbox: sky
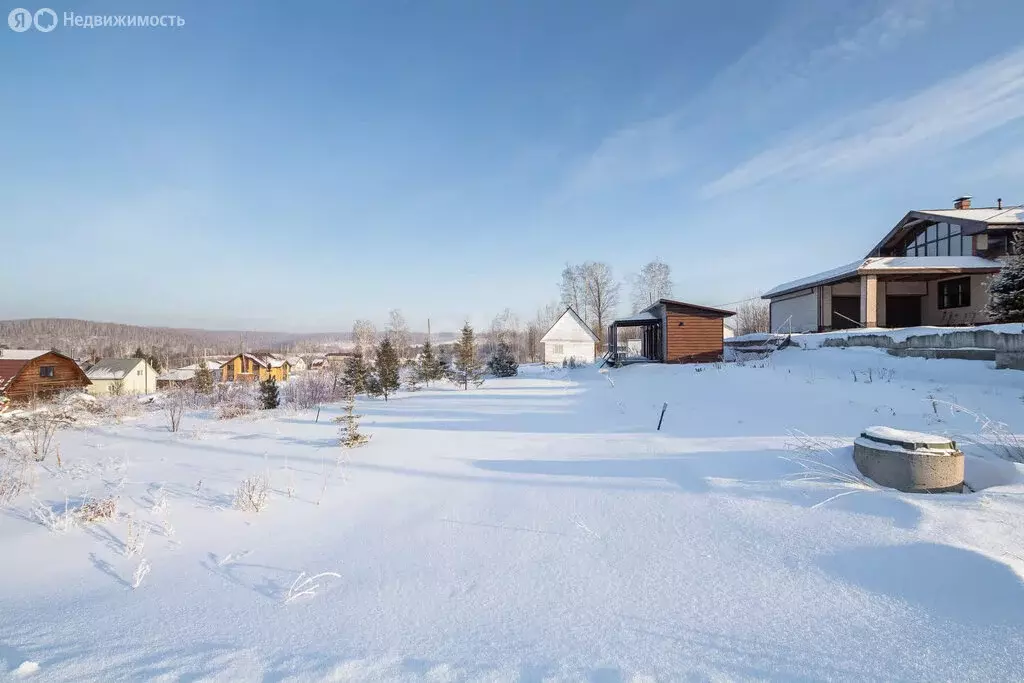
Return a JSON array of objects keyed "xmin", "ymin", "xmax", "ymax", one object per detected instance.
[{"xmin": 3, "ymin": 0, "xmax": 1024, "ymax": 333}]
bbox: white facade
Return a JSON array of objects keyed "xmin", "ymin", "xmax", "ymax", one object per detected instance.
[
  {"xmin": 540, "ymin": 309, "xmax": 598, "ymax": 365},
  {"xmin": 86, "ymin": 358, "xmax": 158, "ymax": 396},
  {"xmin": 769, "ymin": 290, "xmax": 819, "ymax": 333}
]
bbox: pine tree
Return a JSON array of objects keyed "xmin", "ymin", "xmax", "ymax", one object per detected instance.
[
  {"xmin": 259, "ymin": 376, "xmax": 280, "ymax": 409},
  {"xmin": 487, "ymin": 341, "xmax": 519, "ymax": 377},
  {"xmin": 451, "ymin": 323, "xmax": 485, "ymax": 390},
  {"xmin": 372, "ymin": 337, "xmax": 401, "ymax": 401},
  {"xmin": 335, "ymin": 384, "xmax": 370, "ymax": 448},
  {"xmin": 985, "ymin": 232, "xmax": 1024, "ymax": 323},
  {"xmin": 193, "ymin": 359, "xmax": 214, "ymax": 394},
  {"xmin": 344, "ymin": 349, "xmax": 368, "ymax": 395}
]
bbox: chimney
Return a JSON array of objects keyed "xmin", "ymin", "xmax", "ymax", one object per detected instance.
[
  {"xmin": 998, "ymin": 197, "xmax": 1003, "ymax": 209},
  {"xmin": 953, "ymin": 195, "xmax": 972, "ymax": 210}
]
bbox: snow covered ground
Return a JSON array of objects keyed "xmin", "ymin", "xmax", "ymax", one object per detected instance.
[{"xmin": 2, "ymin": 350, "xmax": 1023, "ymax": 681}]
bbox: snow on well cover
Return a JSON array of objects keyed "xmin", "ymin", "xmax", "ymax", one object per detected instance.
[{"xmin": 862, "ymin": 426, "xmax": 956, "ymax": 450}]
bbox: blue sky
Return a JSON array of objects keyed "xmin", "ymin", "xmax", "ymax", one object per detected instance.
[{"xmin": 3, "ymin": 0, "xmax": 1024, "ymax": 332}]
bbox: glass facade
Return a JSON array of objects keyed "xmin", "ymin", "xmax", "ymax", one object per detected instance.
[{"xmin": 902, "ymin": 222, "xmax": 973, "ymax": 257}]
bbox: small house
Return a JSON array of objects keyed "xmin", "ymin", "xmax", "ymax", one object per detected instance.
[
  {"xmin": 540, "ymin": 308, "xmax": 598, "ymax": 365},
  {"xmin": 156, "ymin": 360, "xmax": 222, "ymax": 389},
  {"xmin": 220, "ymin": 353, "xmax": 290, "ymax": 383},
  {"xmin": 286, "ymin": 356, "xmax": 307, "ymax": 373},
  {"xmin": 85, "ymin": 358, "xmax": 158, "ymax": 396},
  {"xmin": 609, "ymin": 299, "xmax": 736, "ymax": 364},
  {"xmin": 0, "ymin": 349, "xmax": 91, "ymax": 402}
]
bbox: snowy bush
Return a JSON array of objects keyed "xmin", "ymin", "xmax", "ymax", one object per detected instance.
[
  {"xmin": 31, "ymin": 496, "xmax": 76, "ymax": 533},
  {"xmin": 96, "ymin": 393, "xmax": 143, "ymax": 423},
  {"xmin": 234, "ymin": 474, "xmax": 269, "ymax": 512},
  {"xmin": 282, "ymin": 371, "xmax": 332, "ymax": 410},
  {"xmin": 284, "ymin": 571, "xmax": 340, "ymax": 604},
  {"xmin": 217, "ymin": 384, "xmax": 258, "ymax": 420},
  {"xmin": 163, "ymin": 387, "xmax": 189, "ymax": 432},
  {"xmin": 76, "ymin": 496, "xmax": 118, "ymax": 523},
  {"xmin": 0, "ymin": 440, "xmax": 33, "ymax": 505}
]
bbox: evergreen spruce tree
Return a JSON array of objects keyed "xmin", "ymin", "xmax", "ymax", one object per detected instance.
[
  {"xmin": 985, "ymin": 232, "xmax": 1024, "ymax": 323},
  {"xmin": 259, "ymin": 376, "xmax": 280, "ymax": 409},
  {"xmin": 193, "ymin": 359, "xmax": 214, "ymax": 395},
  {"xmin": 451, "ymin": 323, "xmax": 485, "ymax": 390},
  {"xmin": 373, "ymin": 337, "xmax": 401, "ymax": 401},
  {"xmin": 344, "ymin": 349, "xmax": 368, "ymax": 395},
  {"xmin": 416, "ymin": 339, "xmax": 443, "ymax": 385},
  {"xmin": 335, "ymin": 384, "xmax": 370, "ymax": 448},
  {"xmin": 487, "ymin": 341, "xmax": 519, "ymax": 377}
]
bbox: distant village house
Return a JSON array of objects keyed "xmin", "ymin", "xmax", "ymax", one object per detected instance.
[
  {"xmin": 0, "ymin": 349, "xmax": 91, "ymax": 402},
  {"xmin": 85, "ymin": 358, "xmax": 158, "ymax": 396}
]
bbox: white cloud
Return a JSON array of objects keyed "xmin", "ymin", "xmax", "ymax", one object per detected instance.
[
  {"xmin": 702, "ymin": 45, "xmax": 1024, "ymax": 197},
  {"xmin": 563, "ymin": 0, "xmax": 954, "ymax": 194}
]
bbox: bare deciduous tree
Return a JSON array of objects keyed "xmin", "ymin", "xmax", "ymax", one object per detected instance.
[
  {"xmin": 559, "ymin": 264, "xmax": 587, "ymax": 316},
  {"xmin": 631, "ymin": 259, "xmax": 673, "ymax": 312},
  {"xmin": 734, "ymin": 298, "xmax": 771, "ymax": 336},
  {"xmin": 352, "ymin": 320, "xmax": 377, "ymax": 359},
  {"xmin": 581, "ymin": 261, "xmax": 619, "ymax": 346},
  {"xmin": 164, "ymin": 386, "xmax": 188, "ymax": 432},
  {"xmin": 386, "ymin": 309, "xmax": 411, "ymax": 361}
]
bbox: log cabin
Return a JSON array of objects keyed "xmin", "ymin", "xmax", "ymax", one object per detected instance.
[{"xmin": 0, "ymin": 349, "xmax": 91, "ymax": 402}]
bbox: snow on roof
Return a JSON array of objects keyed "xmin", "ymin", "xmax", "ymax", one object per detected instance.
[
  {"xmin": 762, "ymin": 261, "xmax": 863, "ymax": 298},
  {"xmin": 613, "ymin": 311, "xmax": 659, "ymax": 324},
  {"xmin": 157, "ymin": 368, "xmax": 195, "ymax": 382},
  {"xmin": 540, "ymin": 308, "xmax": 599, "ymax": 343},
  {"xmin": 764, "ymin": 256, "xmax": 1003, "ymax": 298},
  {"xmin": 0, "ymin": 349, "xmax": 50, "ymax": 361},
  {"xmin": 919, "ymin": 206, "xmax": 1024, "ymax": 225},
  {"xmin": 85, "ymin": 358, "xmax": 145, "ymax": 381},
  {"xmin": 859, "ymin": 256, "xmax": 1002, "ymax": 272},
  {"xmin": 181, "ymin": 361, "xmax": 223, "ymax": 371}
]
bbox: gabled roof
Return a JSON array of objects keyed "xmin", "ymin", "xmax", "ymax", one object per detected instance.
[
  {"xmin": 642, "ymin": 299, "xmax": 736, "ymax": 318},
  {"xmin": 181, "ymin": 360, "xmax": 223, "ymax": 371},
  {"xmin": 540, "ymin": 307, "xmax": 598, "ymax": 343},
  {"xmin": 85, "ymin": 358, "xmax": 147, "ymax": 381},
  {"xmin": 868, "ymin": 206, "xmax": 1024, "ymax": 256}
]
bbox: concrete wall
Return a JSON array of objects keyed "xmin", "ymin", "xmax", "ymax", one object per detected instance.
[{"xmin": 818, "ymin": 328, "xmax": 1024, "ymax": 352}]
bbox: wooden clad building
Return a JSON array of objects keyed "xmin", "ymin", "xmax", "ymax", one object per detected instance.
[
  {"xmin": 0, "ymin": 349, "xmax": 91, "ymax": 402},
  {"xmin": 609, "ymin": 299, "xmax": 735, "ymax": 364},
  {"xmin": 219, "ymin": 353, "xmax": 290, "ymax": 383}
]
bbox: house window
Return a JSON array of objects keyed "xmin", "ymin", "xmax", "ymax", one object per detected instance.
[
  {"xmin": 39, "ymin": 366, "xmax": 55, "ymax": 378},
  {"xmin": 903, "ymin": 223, "xmax": 965, "ymax": 257},
  {"xmin": 137, "ymin": 370, "xmax": 143, "ymax": 376},
  {"xmin": 938, "ymin": 277, "xmax": 971, "ymax": 309},
  {"xmin": 551, "ymin": 344, "xmax": 564, "ymax": 354}
]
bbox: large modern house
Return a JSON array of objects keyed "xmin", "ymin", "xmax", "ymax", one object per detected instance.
[{"xmin": 764, "ymin": 197, "xmax": 1021, "ymax": 332}]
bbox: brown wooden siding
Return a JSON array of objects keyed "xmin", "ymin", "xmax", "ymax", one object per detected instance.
[
  {"xmin": 664, "ymin": 312, "xmax": 724, "ymax": 363},
  {"xmin": 3, "ymin": 353, "xmax": 91, "ymax": 401},
  {"xmin": 219, "ymin": 355, "xmax": 289, "ymax": 383}
]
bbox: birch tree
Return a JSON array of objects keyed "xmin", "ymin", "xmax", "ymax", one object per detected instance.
[
  {"xmin": 559, "ymin": 264, "xmax": 587, "ymax": 317},
  {"xmin": 582, "ymin": 261, "xmax": 619, "ymax": 345},
  {"xmin": 352, "ymin": 320, "xmax": 377, "ymax": 359},
  {"xmin": 386, "ymin": 309, "xmax": 411, "ymax": 361},
  {"xmin": 631, "ymin": 259, "xmax": 673, "ymax": 312}
]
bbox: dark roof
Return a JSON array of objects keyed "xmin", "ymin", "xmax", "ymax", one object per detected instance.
[
  {"xmin": 867, "ymin": 207, "xmax": 1024, "ymax": 256},
  {"xmin": 643, "ymin": 299, "xmax": 736, "ymax": 318}
]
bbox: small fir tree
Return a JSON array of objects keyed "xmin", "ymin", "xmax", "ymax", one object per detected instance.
[
  {"xmin": 416, "ymin": 339, "xmax": 445, "ymax": 385},
  {"xmin": 335, "ymin": 385, "xmax": 370, "ymax": 448},
  {"xmin": 985, "ymin": 232, "xmax": 1024, "ymax": 323},
  {"xmin": 487, "ymin": 341, "xmax": 519, "ymax": 377},
  {"xmin": 451, "ymin": 323, "xmax": 485, "ymax": 390},
  {"xmin": 344, "ymin": 349, "xmax": 369, "ymax": 395},
  {"xmin": 372, "ymin": 337, "xmax": 401, "ymax": 401},
  {"xmin": 259, "ymin": 376, "xmax": 280, "ymax": 409},
  {"xmin": 193, "ymin": 360, "xmax": 214, "ymax": 394}
]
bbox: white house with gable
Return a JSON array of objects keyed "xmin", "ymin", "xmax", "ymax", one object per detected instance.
[{"xmin": 540, "ymin": 308, "xmax": 598, "ymax": 365}]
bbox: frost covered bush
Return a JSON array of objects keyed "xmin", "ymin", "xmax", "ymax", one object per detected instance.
[
  {"xmin": 163, "ymin": 386, "xmax": 189, "ymax": 432},
  {"xmin": 76, "ymin": 496, "xmax": 118, "ymax": 523},
  {"xmin": 96, "ymin": 393, "xmax": 144, "ymax": 423},
  {"xmin": 124, "ymin": 515, "xmax": 149, "ymax": 556},
  {"xmin": 217, "ymin": 383, "xmax": 258, "ymax": 420},
  {"xmin": 0, "ymin": 445, "xmax": 32, "ymax": 505},
  {"xmin": 234, "ymin": 474, "xmax": 269, "ymax": 512},
  {"xmin": 283, "ymin": 371, "xmax": 332, "ymax": 409}
]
